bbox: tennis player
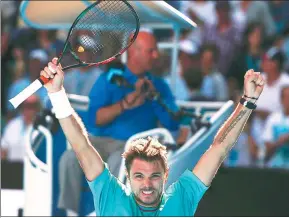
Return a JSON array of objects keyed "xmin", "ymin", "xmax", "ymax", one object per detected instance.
[{"xmin": 41, "ymin": 58, "xmax": 264, "ymax": 216}]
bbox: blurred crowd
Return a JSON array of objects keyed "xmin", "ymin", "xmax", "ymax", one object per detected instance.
[{"xmin": 2, "ymin": 0, "xmax": 289, "ymax": 172}]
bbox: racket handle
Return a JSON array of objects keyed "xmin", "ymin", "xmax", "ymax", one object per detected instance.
[
  {"xmin": 9, "ymin": 79, "xmax": 43, "ymax": 109},
  {"xmin": 39, "ymin": 75, "xmax": 50, "ymax": 84}
]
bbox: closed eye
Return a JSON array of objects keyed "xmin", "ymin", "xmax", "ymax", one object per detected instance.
[
  {"xmin": 134, "ymin": 174, "xmax": 143, "ymax": 179},
  {"xmin": 151, "ymin": 174, "xmax": 161, "ymax": 179}
]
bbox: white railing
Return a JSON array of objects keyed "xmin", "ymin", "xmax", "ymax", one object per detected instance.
[{"xmin": 24, "ymin": 125, "xmax": 53, "ymax": 216}]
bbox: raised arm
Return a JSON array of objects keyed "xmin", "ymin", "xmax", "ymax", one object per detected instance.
[
  {"xmin": 41, "ymin": 58, "xmax": 104, "ymax": 181},
  {"xmin": 193, "ymin": 70, "xmax": 265, "ymax": 186}
]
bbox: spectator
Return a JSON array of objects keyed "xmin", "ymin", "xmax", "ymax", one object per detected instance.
[
  {"xmin": 165, "ymin": 39, "xmax": 199, "ymax": 101},
  {"xmin": 257, "ymin": 47, "xmax": 289, "ymax": 113},
  {"xmin": 233, "ymin": 1, "xmax": 276, "ymax": 37},
  {"xmin": 33, "ymin": 30, "xmax": 64, "ymax": 59},
  {"xmin": 281, "ymin": 25, "xmax": 289, "ymax": 71},
  {"xmin": 11, "ymin": 45, "xmax": 26, "ymax": 81},
  {"xmin": 151, "ymin": 51, "xmax": 170, "ymax": 78},
  {"xmin": 57, "ymin": 31, "xmax": 188, "ymax": 216},
  {"xmin": 7, "ymin": 49, "xmax": 49, "ymax": 118},
  {"xmin": 1, "ymin": 95, "xmax": 41, "ymax": 162},
  {"xmin": 251, "ymin": 47, "xmax": 289, "ymax": 165},
  {"xmin": 269, "ymin": 0, "xmax": 289, "ymax": 35},
  {"xmin": 199, "ymin": 44, "xmax": 229, "ymax": 101},
  {"xmin": 228, "ymin": 22, "xmax": 265, "ymax": 91},
  {"xmin": 180, "ymin": 0, "xmax": 216, "ymax": 46},
  {"xmin": 1, "ymin": 30, "xmax": 14, "ymax": 118},
  {"xmin": 183, "ymin": 66, "xmax": 213, "ymax": 102},
  {"xmin": 262, "ymin": 85, "xmax": 289, "ymax": 169},
  {"xmin": 180, "ymin": 0, "xmax": 216, "ymax": 26},
  {"xmin": 201, "ymin": 1, "xmax": 243, "ymax": 77},
  {"xmin": 63, "ymin": 35, "xmax": 103, "ymax": 96},
  {"xmin": 1, "ymin": 1, "xmax": 17, "ymax": 33}
]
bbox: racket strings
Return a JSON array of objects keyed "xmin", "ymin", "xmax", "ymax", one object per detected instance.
[
  {"xmin": 79, "ymin": 2, "xmax": 133, "ymax": 40},
  {"xmin": 70, "ymin": 0, "xmax": 138, "ymax": 63},
  {"xmin": 82, "ymin": 5, "xmax": 132, "ymax": 48},
  {"xmin": 80, "ymin": 2, "xmax": 134, "ymax": 44}
]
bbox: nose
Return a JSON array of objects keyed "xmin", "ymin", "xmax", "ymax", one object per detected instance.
[{"xmin": 143, "ymin": 178, "xmax": 152, "ymax": 188}]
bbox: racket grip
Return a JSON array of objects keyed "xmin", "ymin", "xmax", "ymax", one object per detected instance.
[
  {"xmin": 9, "ymin": 79, "xmax": 43, "ymax": 109},
  {"xmin": 39, "ymin": 75, "xmax": 50, "ymax": 84}
]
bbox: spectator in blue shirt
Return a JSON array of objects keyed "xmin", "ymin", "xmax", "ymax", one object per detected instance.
[{"xmin": 57, "ymin": 31, "xmax": 188, "ymax": 215}]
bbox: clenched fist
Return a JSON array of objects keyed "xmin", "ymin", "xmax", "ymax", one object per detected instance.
[
  {"xmin": 40, "ymin": 57, "xmax": 64, "ymax": 93},
  {"xmin": 243, "ymin": 69, "xmax": 265, "ymax": 100}
]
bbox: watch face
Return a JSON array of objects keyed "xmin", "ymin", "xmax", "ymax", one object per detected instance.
[{"xmin": 244, "ymin": 101, "xmax": 247, "ymax": 106}]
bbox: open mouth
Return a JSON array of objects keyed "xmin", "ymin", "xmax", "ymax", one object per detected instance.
[{"xmin": 142, "ymin": 190, "xmax": 154, "ymax": 196}]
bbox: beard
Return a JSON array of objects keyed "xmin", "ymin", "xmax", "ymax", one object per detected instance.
[{"xmin": 133, "ymin": 187, "xmax": 163, "ymax": 207}]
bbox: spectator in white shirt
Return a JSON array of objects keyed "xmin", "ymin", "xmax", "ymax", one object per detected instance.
[
  {"xmin": 165, "ymin": 39, "xmax": 200, "ymax": 101},
  {"xmin": 257, "ymin": 47, "xmax": 289, "ymax": 114},
  {"xmin": 1, "ymin": 95, "xmax": 41, "ymax": 162},
  {"xmin": 251, "ymin": 47, "xmax": 289, "ymax": 165},
  {"xmin": 262, "ymin": 85, "xmax": 289, "ymax": 169}
]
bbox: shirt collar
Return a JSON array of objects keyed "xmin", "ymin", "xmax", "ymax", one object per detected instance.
[{"xmin": 123, "ymin": 66, "xmax": 152, "ymax": 85}]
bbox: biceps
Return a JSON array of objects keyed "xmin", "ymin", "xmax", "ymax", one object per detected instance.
[{"xmin": 77, "ymin": 145, "xmax": 104, "ymax": 181}]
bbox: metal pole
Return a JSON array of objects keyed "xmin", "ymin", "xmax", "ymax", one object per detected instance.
[{"xmin": 170, "ymin": 26, "xmax": 180, "ymax": 93}]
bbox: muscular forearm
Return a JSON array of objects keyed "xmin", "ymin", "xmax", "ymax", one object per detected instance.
[
  {"xmin": 213, "ymin": 104, "xmax": 252, "ymax": 154},
  {"xmin": 59, "ymin": 113, "xmax": 104, "ymax": 181},
  {"xmin": 193, "ymin": 104, "xmax": 253, "ymax": 186},
  {"xmin": 96, "ymin": 101, "xmax": 123, "ymax": 126},
  {"xmin": 193, "ymin": 70, "xmax": 264, "ymax": 186}
]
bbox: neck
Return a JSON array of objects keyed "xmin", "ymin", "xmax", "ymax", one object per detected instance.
[
  {"xmin": 202, "ymin": 66, "xmax": 212, "ymax": 75},
  {"xmin": 249, "ymin": 45, "xmax": 260, "ymax": 55},
  {"xmin": 127, "ymin": 61, "xmax": 146, "ymax": 77}
]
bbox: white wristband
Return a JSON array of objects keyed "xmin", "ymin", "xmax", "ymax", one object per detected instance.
[{"xmin": 48, "ymin": 88, "xmax": 74, "ymax": 119}]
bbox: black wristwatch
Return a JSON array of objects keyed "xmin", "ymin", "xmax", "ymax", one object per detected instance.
[{"xmin": 240, "ymin": 97, "xmax": 257, "ymax": 110}]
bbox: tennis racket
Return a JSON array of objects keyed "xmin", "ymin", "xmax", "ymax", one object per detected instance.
[{"xmin": 9, "ymin": 0, "xmax": 140, "ymax": 109}]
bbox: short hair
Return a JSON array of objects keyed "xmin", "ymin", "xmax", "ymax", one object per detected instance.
[
  {"xmin": 263, "ymin": 47, "xmax": 286, "ymax": 71},
  {"xmin": 122, "ymin": 136, "xmax": 169, "ymax": 174},
  {"xmin": 243, "ymin": 22, "xmax": 264, "ymax": 49},
  {"xmin": 183, "ymin": 66, "xmax": 203, "ymax": 90}
]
